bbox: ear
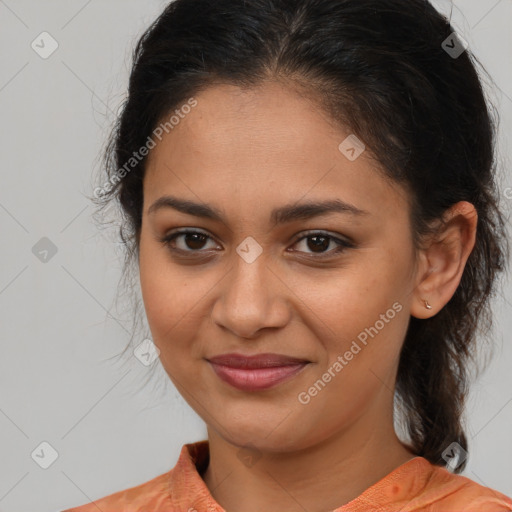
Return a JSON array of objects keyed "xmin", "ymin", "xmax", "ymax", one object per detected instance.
[{"xmin": 411, "ymin": 201, "xmax": 478, "ymax": 319}]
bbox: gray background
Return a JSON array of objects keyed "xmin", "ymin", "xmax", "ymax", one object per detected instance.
[{"xmin": 0, "ymin": 1, "xmax": 511, "ymax": 511}]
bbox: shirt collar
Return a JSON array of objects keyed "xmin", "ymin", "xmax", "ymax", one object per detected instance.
[
  {"xmin": 168, "ymin": 440, "xmax": 226, "ymax": 512},
  {"xmin": 168, "ymin": 440, "xmax": 434, "ymax": 512}
]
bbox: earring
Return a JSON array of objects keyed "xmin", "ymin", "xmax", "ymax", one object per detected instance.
[{"xmin": 422, "ymin": 299, "xmax": 433, "ymax": 310}]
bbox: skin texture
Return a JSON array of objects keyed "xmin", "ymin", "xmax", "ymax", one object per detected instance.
[{"xmin": 138, "ymin": 81, "xmax": 478, "ymax": 512}]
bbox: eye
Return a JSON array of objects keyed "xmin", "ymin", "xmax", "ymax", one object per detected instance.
[
  {"xmin": 288, "ymin": 230, "xmax": 354, "ymax": 259},
  {"xmin": 159, "ymin": 229, "xmax": 354, "ymax": 258},
  {"xmin": 160, "ymin": 229, "xmax": 219, "ymax": 253},
  {"xmin": 160, "ymin": 229, "xmax": 355, "ymax": 260},
  {"xmin": 160, "ymin": 230, "xmax": 355, "ymax": 259}
]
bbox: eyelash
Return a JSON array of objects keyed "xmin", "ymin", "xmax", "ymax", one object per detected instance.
[{"xmin": 159, "ymin": 229, "xmax": 355, "ymax": 260}]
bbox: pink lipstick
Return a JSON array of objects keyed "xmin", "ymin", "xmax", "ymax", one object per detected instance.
[{"xmin": 207, "ymin": 353, "xmax": 309, "ymax": 391}]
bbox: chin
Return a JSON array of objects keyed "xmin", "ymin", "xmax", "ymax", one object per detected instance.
[
  {"xmin": 214, "ymin": 419, "xmax": 285, "ymax": 449},
  {"xmin": 216, "ymin": 419, "xmax": 304, "ymax": 454}
]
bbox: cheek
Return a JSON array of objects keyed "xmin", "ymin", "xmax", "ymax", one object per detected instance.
[
  {"xmin": 295, "ymin": 260, "xmax": 405, "ymax": 339},
  {"xmin": 139, "ymin": 262, "xmax": 197, "ymax": 386},
  {"xmin": 140, "ymin": 270, "xmax": 193, "ymax": 346},
  {"xmin": 138, "ymin": 237, "xmax": 212, "ymax": 367},
  {"xmin": 297, "ymin": 254, "xmax": 410, "ymax": 394},
  {"xmin": 139, "ymin": 236, "xmax": 183, "ymax": 340},
  {"xmin": 139, "ymin": 228, "xmax": 186, "ymax": 316}
]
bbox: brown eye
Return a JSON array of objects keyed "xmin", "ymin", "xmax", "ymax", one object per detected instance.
[
  {"xmin": 160, "ymin": 229, "xmax": 354, "ymax": 259},
  {"xmin": 290, "ymin": 231, "xmax": 354, "ymax": 258},
  {"xmin": 180, "ymin": 232, "xmax": 208, "ymax": 250},
  {"xmin": 160, "ymin": 230, "xmax": 219, "ymax": 253},
  {"xmin": 305, "ymin": 235, "xmax": 331, "ymax": 253}
]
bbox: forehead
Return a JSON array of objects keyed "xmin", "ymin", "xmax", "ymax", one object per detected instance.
[{"xmin": 143, "ymin": 81, "xmax": 409, "ymax": 223}]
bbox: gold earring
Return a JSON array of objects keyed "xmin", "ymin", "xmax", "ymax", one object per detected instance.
[{"xmin": 422, "ymin": 299, "xmax": 433, "ymax": 310}]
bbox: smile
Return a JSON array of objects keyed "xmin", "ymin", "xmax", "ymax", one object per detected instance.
[{"xmin": 208, "ymin": 361, "xmax": 309, "ymax": 391}]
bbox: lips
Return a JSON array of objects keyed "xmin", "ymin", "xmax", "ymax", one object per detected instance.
[
  {"xmin": 207, "ymin": 353, "xmax": 309, "ymax": 368},
  {"xmin": 207, "ymin": 353, "xmax": 310, "ymax": 391}
]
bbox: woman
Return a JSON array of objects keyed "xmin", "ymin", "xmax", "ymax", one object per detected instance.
[{"xmin": 64, "ymin": 0, "xmax": 512, "ymax": 510}]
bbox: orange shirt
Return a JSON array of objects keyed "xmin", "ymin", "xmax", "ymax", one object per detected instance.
[{"xmin": 62, "ymin": 440, "xmax": 512, "ymax": 511}]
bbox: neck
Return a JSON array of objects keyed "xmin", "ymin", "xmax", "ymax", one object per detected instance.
[{"xmin": 202, "ymin": 404, "xmax": 415, "ymax": 512}]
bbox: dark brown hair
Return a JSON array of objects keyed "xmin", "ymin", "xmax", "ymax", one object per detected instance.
[{"xmin": 94, "ymin": 0, "xmax": 509, "ymax": 472}]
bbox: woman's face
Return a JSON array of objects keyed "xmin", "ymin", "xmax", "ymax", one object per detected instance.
[{"xmin": 139, "ymin": 81, "xmax": 419, "ymax": 452}]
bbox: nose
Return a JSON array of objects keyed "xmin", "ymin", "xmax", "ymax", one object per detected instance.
[{"xmin": 210, "ymin": 253, "xmax": 291, "ymax": 339}]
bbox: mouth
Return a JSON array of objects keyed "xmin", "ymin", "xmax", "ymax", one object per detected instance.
[{"xmin": 206, "ymin": 353, "xmax": 310, "ymax": 392}]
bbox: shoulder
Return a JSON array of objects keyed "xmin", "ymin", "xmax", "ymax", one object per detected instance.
[
  {"xmin": 60, "ymin": 470, "xmax": 173, "ymax": 511},
  {"xmin": 60, "ymin": 440, "xmax": 211, "ymax": 512},
  {"xmin": 407, "ymin": 464, "xmax": 512, "ymax": 511}
]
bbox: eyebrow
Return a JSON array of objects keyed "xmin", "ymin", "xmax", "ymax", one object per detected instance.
[{"xmin": 147, "ymin": 195, "xmax": 369, "ymax": 224}]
